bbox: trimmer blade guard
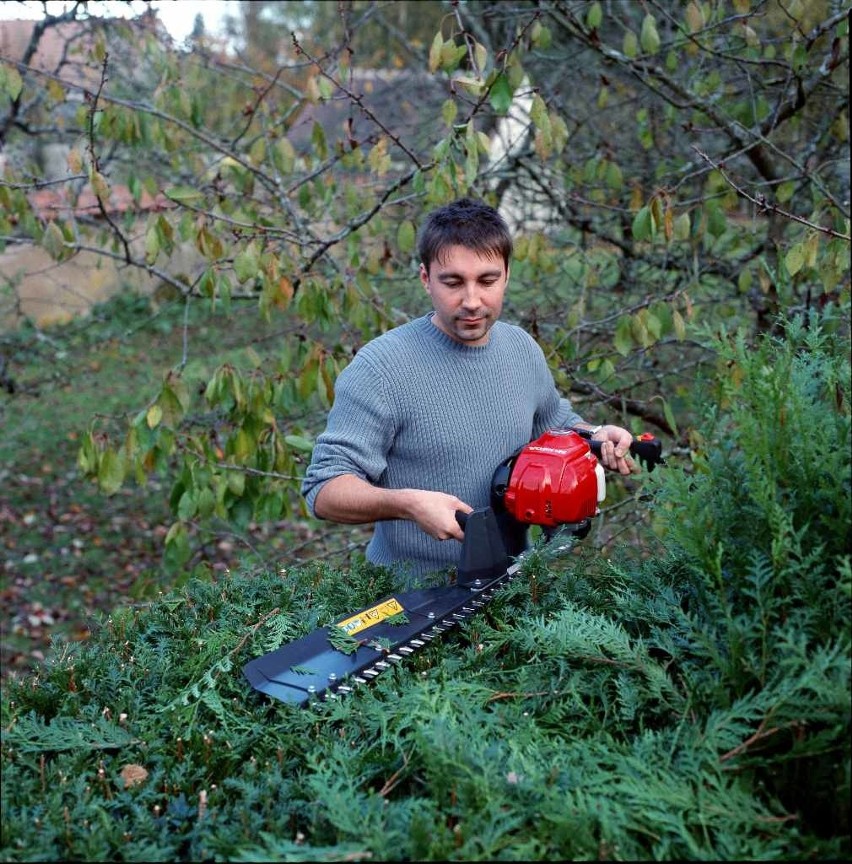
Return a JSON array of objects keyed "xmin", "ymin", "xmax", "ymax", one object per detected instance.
[{"xmin": 243, "ymin": 567, "xmax": 519, "ymax": 707}]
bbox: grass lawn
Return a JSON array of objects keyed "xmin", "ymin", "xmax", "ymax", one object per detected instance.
[{"xmin": 0, "ymin": 292, "xmax": 366, "ymax": 678}]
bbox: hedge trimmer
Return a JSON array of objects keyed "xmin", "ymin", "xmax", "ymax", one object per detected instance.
[{"xmin": 243, "ymin": 429, "xmax": 664, "ymax": 707}]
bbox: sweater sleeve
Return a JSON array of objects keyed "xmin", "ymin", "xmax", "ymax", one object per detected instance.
[
  {"xmin": 524, "ymin": 331, "xmax": 584, "ymax": 434},
  {"xmin": 300, "ymin": 354, "xmax": 395, "ymax": 517}
]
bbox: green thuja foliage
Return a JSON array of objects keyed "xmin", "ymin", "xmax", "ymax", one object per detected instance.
[{"xmin": 2, "ymin": 313, "xmax": 849, "ymax": 861}]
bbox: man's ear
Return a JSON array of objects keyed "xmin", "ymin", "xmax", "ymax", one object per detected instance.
[{"xmin": 419, "ymin": 262, "xmax": 429, "ymax": 290}]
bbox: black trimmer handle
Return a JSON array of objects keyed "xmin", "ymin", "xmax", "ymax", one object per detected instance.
[
  {"xmin": 454, "ymin": 507, "xmax": 510, "ymax": 584},
  {"xmin": 589, "ymin": 432, "xmax": 665, "ymax": 471}
]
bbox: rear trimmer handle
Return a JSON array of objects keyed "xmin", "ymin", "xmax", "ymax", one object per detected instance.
[{"xmin": 586, "ymin": 431, "xmax": 665, "ymax": 471}]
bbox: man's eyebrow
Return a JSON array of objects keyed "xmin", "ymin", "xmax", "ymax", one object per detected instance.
[{"xmin": 435, "ymin": 268, "xmax": 504, "ymax": 279}]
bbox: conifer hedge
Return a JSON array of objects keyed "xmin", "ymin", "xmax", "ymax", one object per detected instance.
[{"xmin": 2, "ymin": 315, "xmax": 850, "ymax": 862}]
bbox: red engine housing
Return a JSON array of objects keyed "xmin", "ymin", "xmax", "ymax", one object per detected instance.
[{"xmin": 501, "ymin": 430, "xmax": 604, "ymax": 527}]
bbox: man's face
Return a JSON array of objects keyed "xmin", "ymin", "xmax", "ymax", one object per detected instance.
[{"xmin": 420, "ymin": 245, "xmax": 508, "ymax": 347}]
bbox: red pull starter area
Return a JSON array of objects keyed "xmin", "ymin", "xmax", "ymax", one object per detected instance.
[{"xmin": 502, "ymin": 430, "xmax": 605, "ymax": 527}]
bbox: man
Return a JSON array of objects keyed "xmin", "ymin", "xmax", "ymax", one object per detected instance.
[{"xmin": 301, "ymin": 197, "xmax": 638, "ymax": 581}]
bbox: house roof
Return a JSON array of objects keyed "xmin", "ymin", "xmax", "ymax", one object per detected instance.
[
  {"xmin": 0, "ymin": 12, "xmax": 167, "ymax": 91},
  {"xmin": 28, "ymin": 185, "xmax": 173, "ymax": 220}
]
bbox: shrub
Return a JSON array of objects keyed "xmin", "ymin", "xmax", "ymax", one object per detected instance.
[{"xmin": 2, "ymin": 313, "xmax": 849, "ymax": 861}]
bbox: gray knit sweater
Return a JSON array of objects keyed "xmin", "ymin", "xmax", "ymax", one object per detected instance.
[{"xmin": 301, "ymin": 313, "xmax": 584, "ymax": 579}]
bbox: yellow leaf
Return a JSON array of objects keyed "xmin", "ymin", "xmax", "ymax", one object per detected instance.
[
  {"xmin": 90, "ymin": 170, "xmax": 110, "ymax": 203},
  {"xmin": 672, "ymin": 308, "xmax": 686, "ymax": 340},
  {"xmin": 473, "ymin": 41, "xmax": 487, "ymax": 73},
  {"xmin": 275, "ymin": 276, "xmax": 294, "ymax": 309},
  {"xmin": 66, "ymin": 148, "xmax": 83, "ymax": 174},
  {"xmin": 146, "ymin": 404, "xmax": 163, "ymax": 429},
  {"xmin": 685, "ymin": 2, "xmax": 704, "ymax": 33},
  {"xmin": 428, "ymin": 31, "xmax": 443, "ymax": 73}
]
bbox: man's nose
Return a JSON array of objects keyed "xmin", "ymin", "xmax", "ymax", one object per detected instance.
[{"xmin": 460, "ymin": 283, "xmax": 481, "ymax": 307}]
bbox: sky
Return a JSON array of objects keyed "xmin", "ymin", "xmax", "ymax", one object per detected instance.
[{"xmin": 0, "ymin": 1, "xmax": 236, "ymax": 44}]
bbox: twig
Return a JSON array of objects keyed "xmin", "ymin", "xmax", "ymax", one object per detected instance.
[
  {"xmin": 692, "ymin": 146, "xmax": 851, "ymax": 241},
  {"xmin": 84, "ymin": 53, "xmax": 133, "ymax": 262},
  {"xmin": 719, "ymin": 718, "xmax": 805, "ymax": 763},
  {"xmin": 229, "ymin": 606, "xmax": 281, "ymax": 658}
]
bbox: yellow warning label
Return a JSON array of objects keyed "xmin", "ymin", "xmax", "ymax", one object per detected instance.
[{"xmin": 336, "ymin": 598, "xmax": 405, "ymax": 636}]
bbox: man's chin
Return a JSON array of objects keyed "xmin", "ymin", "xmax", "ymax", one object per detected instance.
[{"xmin": 453, "ymin": 322, "xmax": 490, "ymax": 343}]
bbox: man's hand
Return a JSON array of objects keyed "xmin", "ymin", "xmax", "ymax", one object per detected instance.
[
  {"xmin": 401, "ymin": 490, "xmax": 472, "ymax": 541},
  {"xmin": 592, "ymin": 425, "xmax": 641, "ymax": 475}
]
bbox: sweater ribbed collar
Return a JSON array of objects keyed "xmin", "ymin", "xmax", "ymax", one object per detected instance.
[{"xmin": 420, "ymin": 312, "xmax": 496, "ymax": 353}]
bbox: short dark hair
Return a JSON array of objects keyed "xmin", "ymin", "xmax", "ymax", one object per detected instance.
[{"xmin": 418, "ymin": 197, "xmax": 512, "ymax": 273}]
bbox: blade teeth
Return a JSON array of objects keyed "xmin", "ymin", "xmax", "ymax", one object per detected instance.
[
  {"xmin": 374, "ymin": 660, "xmax": 390, "ymax": 669},
  {"xmin": 397, "ymin": 646, "xmax": 414, "ymax": 655},
  {"xmin": 410, "ymin": 639, "xmax": 425, "ymax": 647},
  {"xmin": 387, "ymin": 653, "xmax": 403, "ymax": 661},
  {"xmin": 353, "ymin": 676, "xmax": 368, "ymax": 684},
  {"xmin": 337, "ymin": 685, "xmax": 353, "ymax": 694},
  {"xmin": 362, "ymin": 668, "xmax": 380, "ymax": 678}
]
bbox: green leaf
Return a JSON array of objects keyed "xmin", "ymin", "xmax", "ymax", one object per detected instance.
[
  {"xmin": 41, "ymin": 221, "xmax": 66, "ymax": 260},
  {"xmin": 98, "ymin": 448, "xmax": 125, "ymax": 496},
  {"xmin": 441, "ymin": 98, "xmax": 457, "ymax": 126},
  {"xmin": 163, "ymin": 522, "xmax": 191, "ymax": 572},
  {"xmin": 646, "ymin": 311, "xmax": 662, "ymax": 341},
  {"xmin": 587, "ymin": 2, "xmax": 603, "ymax": 30},
  {"xmin": 605, "ymin": 161, "xmax": 623, "ymax": 190},
  {"xmin": 178, "ymin": 489, "xmax": 197, "ymax": 520},
  {"xmin": 631, "ymin": 206, "xmax": 653, "ymax": 242},
  {"xmin": 614, "ymin": 316, "xmax": 634, "ymax": 356},
  {"xmin": 285, "ymin": 434, "xmax": 314, "ymax": 454},
  {"xmin": 489, "ymin": 73, "xmax": 513, "ymax": 115},
  {"xmin": 623, "ymin": 30, "xmax": 639, "ymax": 58},
  {"xmin": 397, "ymin": 219, "xmax": 415, "ymax": 254},
  {"xmin": 776, "ymin": 181, "xmax": 796, "ymax": 204},
  {"xmin": 0, "ymin": 63, "xmax": 23, "ymax": 100},
  {"xmin": 164, "ymin": 186, "xmax": 204, "ymax": 203},
  {"xmin": 662, "ymin": 398, "xmax": 679, "ymax": 436},
  {"xmin": 785, "ymin": 244, "xmax": 805, "ymax": 275},
  {"xmin": 144, "ymin": 222, "xmax": 160, "ymax": 265},
  {"xmin": 273, "ymin": 138, "xmax": 296, "ymax": 174},
  {"xmin": 234, "ymin": 247, "xmax": 259, "ymax": 284},
  {"xmin": 530, "ymin": 94, "xmax": 549, "ymax": 132},
  {"xmin": 440, "ymin": 39, "xmax": 459, "ymax": 71},
  {"xmin": 640, "ymin": 15, "xmax": 661, "ymax": 54},
  {"xmin": 706, "ymin": 203, "xmax": 727, "ymax": 238}
]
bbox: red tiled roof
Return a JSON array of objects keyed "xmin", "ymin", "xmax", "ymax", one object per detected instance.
[{"xmin": 28, "ymin": 185, "xmax": 174, "ymax": 219}]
